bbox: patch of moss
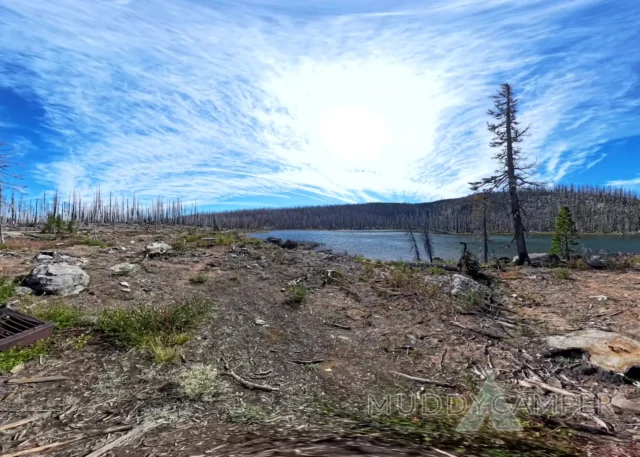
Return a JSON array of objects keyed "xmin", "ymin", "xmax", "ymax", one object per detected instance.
[{"xmin": 0, "ymin": 341, "xmax": 51, "ymax": 373}]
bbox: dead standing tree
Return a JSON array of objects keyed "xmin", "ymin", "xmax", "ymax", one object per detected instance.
[
  {"xmin": 0, "ymin": 134, "xmax": 23, "ymax": 243},
  {"xmin": 470, "ymin": 83, "xmax": 536, "ymax": 266}
]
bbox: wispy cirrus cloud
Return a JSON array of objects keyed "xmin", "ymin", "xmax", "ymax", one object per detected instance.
[{"xmin": 0, "ymin": 0, "xmax": 638, "ymax": 205}]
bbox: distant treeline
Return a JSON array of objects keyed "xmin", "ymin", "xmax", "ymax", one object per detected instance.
[
  {"xmin": 2, "ymin": 185, "xmax": 638, "ymax": 234},
  {"xmin": 206, "ymin": 186, "xmax": 640, "ymax": 234}
]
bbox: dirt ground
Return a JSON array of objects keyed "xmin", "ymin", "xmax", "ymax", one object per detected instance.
[{"xmin": 1, "ymin": 226, "xmax": 640, "ymax": 456}]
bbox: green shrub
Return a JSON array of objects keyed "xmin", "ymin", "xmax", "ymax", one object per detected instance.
[
  {"xmin": 97, "ymin": 296, "xmax": 211, "ymax": 348},
  {"xmin": 85, "ymin": 239, "xmax": 107, "ymax": 248},
  {"xmin": 428, "ymin": 267, "xmax": 446, "ymax": 276},
  {"xmin": 462, "ymin": 290, "xmax": 484, "ymax": 310},
  {"xmin": 184, "ymin": 233, "xmax": 204, "ymax": 243},
  {"xmin": 286, "ymin": 284, "xmax": 309, "ymax": 304},
  {"xmin": 179, "ymin": 363, "xmax": 228, "ymax": 401},
  {"xmin": 0, "ymin": 243, "xmax": 8, "ymax": 250},
  {"xmin": 145, "ymin": 338, "xmax": 181, "ymax": 364},
  {"xmin": 42, "ymin": 215, "xmax": 63, "ymax": 234},
  {"xmin": 0, "ymin": 341, "xmax": 50, "ymax": 373},
  {"xmin": 227, "ymin": 405, "xmax": 269, "ymax": 424},
  {"xmin": 553, "ymin": 268, "xmax": 571, "ymax": 280},
  {"xmin": 30, "ymin": 302, "xmax": 84, "ymax": 329},
  {"xmin": 0, "ymin": 276, "xmax": 16, "ymax": 302},
  {"xmin": 568, "ymin": 258, "xmax": 589, "ymax": 270},
  {"xmin": 189, "ymin": 273, "xmax": 208, "ymax": 284}
]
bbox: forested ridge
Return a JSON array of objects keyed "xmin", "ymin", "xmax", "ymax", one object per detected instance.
[{"xmin": 209, "ymin": 186, "xmax": 640, "ymax": 234}]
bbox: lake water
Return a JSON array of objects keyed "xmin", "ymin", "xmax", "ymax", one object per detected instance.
[{"xmin": 252, "ymin": 230, "xmax": 640, "ymax": 261}]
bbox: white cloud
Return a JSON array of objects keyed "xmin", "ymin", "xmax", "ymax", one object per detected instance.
[{"xmin": 0, "ymin": 0, "xmax": 638, "ymax": 204}]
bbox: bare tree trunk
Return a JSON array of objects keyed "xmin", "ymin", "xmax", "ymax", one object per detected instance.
[
  {"xmin": 482, "ymin": 199, "xmax": 489, "ymax": 264},
  {"xmin": 505, "ymin": 86, "xmax": 530, "ymax": 266}
]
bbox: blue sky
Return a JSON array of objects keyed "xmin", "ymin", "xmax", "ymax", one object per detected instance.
[{"xmin": 0, "ymin": 0, "xmax": 639, "ymax": 211}]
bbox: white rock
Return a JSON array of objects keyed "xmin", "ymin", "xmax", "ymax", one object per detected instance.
[
  {"xmin": 120, "ymin": 281, "xmax": 130, "ymax": 288},
  {"xmin": 24, "ymin": 263, "xmax": 90, "ymax": 296},
  {"xmin": 146, "ymin": 242, "xmax": 173, "ymax": 255},
  {"xmin": 590, "ymin": 295, "xmax": 608, "ymax": 301},
  {"xmin": 450, "ymin": 274, "xmax": 491, "ymax": 299},
  {"xmin": 255, "ymin": 318, "xmax": 267, "ymax": 326},
  {"xmin": 109, "ymin": 262, "xmax": 139, "ymax": 275}
]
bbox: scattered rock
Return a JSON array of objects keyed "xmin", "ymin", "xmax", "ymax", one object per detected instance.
[
  {"xmin": 14, "ymin": 286, "xmax": 33, "ymax": 296},
  {"xmin": 109, "ymin": 262, "xmax": 139, "ymax": 275},
  {"xmin": 512, "ymin": 253, "xmax": 559, "ymax": 266},
  {"xmin": 120, "ymin": 281, "xmax": 130, "ymax": 288},
  {"xmin": 10, "ymin": 363, "xmax": 25, "ymax": 374},
  {"xmin": 35, "ymin": 253, "xmax": 54, "ymax": 262},
  {"xmin": 282, "ymin": 240, "xmax": 298, "ymax": 249},
  {"xmin": 546, "ymin": 329, "xmax": 640, "ymax": 377},
  {"xmin": 450, "ymin": 274, "xmax": 491, "ymax": 299},
  {"xmin": 590, "ymin": 295, "xmax": 608, "ymax": 301},
  {"xmin": 146, "ymin": 242, "xmax": 173, "ymax": 256},
  {"xmin": 612, "ymin": 395, "xmax": 640, "ymax": 414},
  {"xmin": 24, "ymin": 263, "xmax": 90, "ymax": 296},
  {"xmin": 255, "ymin": 319, "xmax": 267, "ymax": 326},
  {"xmin": 121, "ymin": 288, "xmax": 131, "ymax": 293},
  {"xmin": 587, "ymin": 255, "xmax": 607, "ymax": 269}
]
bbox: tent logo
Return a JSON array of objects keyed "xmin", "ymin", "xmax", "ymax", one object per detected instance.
[{"xmin": 457, "ymin": 374, "xmax": 522, "ymax": 432}]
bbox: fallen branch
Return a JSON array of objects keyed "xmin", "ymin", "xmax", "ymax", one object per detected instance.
[
  {"xmin": 323, "ymin": 321, "xmax": 351, "ymax": 330},
  {"xmin": 520, "ymin": 379, "xmax": 577, "ymax": 397},
  {"xmin": 85, "ymin": 425, "xmax": 150, "ymax": 457},
  {"xmin": 6, "ymin": 376, "xmax": 69, "ymax": 385},
  {"xmin": 0, "ymin": 439, "xmax": 82, "ymax": 457},
  {"xmin": 390, "ymin": 371, "xmax": 457, "ymax": 388},
  {"xmin": 290, "ymin": 360, "xmax": 324, "ymax": 365},
  {"xmin": 0, "ymin": 414, "xmax": 45, "ymax": 432},
  {"xmin": 222, "ymin": 359, "xmax": 279, "ymax": 392},
  {"xmin": 450, "ymin": 321, "xmax": 505, "ymax": 341}
]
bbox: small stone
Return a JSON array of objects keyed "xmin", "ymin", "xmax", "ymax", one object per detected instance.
[
  {"xmin": 15, "ymin": 286, "xmax": 33, "ymax": 296},
  {"xmin": 130, "ymin": 240, "xmax": 135, "ymax": 244},
  {"xmin": 255, "ymin": 319, "xmax": 267, "ymax": 326},
  {"xmin": 590, "ymin": 295, "xmax": 608, "ymax": 301},
  {"xmin": 121, "ymin": 288, "xmax": 131, "ymax": 292},
  {"xmin": 10, "ymin": 363, "xmax": 25, "ymax": 374},
  {"xmin": 120, "ymin": 281, "xmax": 130, "ymax": 288}
]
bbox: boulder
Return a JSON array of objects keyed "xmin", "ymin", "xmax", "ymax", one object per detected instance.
[
  {"xmin": 146, "ymin": 242, "xmax": 173, "ymax": 256},
  {"xmin": 450, "ymin": 274, "xmax": 491, "ymax": 299},
  {"xmin": 108, "ymin": 262, "xmax": 139, "ymax": 275},
  {"xmin": 546, "ymin": 329, "xmax": 640, "ymax": 377},
  {"xmin": 24, "ymin": 263, "xmax": 90, "ymax": 296},
  {"xmin": 512, "ymin": 253, "xmax": 559, "ymax": 266},
  {"xmin": 35, "ymin": 251, "xmax": 87, "ymax": 266},
  {"xmin": 587, "ymin": 255, "xmax": 607, "ymax": 269},
  {"xmin": 282, "ymin": 240, "xmax": 298, "ymax": 249}
]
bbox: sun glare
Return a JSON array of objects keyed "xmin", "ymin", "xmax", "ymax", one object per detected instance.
[{"xmin": 315, "ymin": 107, "xmax": 390, "ymax": 161}]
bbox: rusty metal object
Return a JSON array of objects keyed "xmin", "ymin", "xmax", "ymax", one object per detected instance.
[{"xmin": 0, "ymin": 308, "xmax": 55, "ymax": 351}]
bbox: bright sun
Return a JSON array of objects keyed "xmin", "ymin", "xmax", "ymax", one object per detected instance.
[{"xmin": 315, "ymin": 107, "xmax": 390, "ymax": 162}]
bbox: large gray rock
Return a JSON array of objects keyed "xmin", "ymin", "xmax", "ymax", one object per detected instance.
[
  {"xmin": 450, "ymin": 274, "xmax": 491, "ymax": 299},
  {"xmin": 146, "ymin": 242, "xmax": 173, "ymax": 256},
  {"xmin": 586, "ymin": 255, "xmax": 606, "ymax": 268},
  {"xmin": 24, "ymin": 263, "xmax": 90, "ymax": 296},
  {"xmin": 512, "ymin": 253, "xmax": 559, "ymax": 265}
]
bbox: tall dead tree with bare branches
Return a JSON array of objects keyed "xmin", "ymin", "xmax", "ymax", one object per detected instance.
[
  {"xmin": 0, "ymin": 133, "xmax": 23, "ymax": 243},
  {"xmin": 470, "ymin": 83, "xmax": 535, "ymax": 266}
]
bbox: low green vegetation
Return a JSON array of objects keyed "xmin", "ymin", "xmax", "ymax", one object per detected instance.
[
  {"xmin": 97, "ymin": 296, "xmax": 211, "ymax": 361},
  {"xmin": 30, "ymin": 302, "xmax": 84, "ymax": 329},
  {"xmin": 0, "ymin": 276, "xmax": 16, "ymax": 302},
  {"xmin": 97, "ymin": 296, "xmax": 210, "ymax": 347},
  {"xmin": 85, "ymin": 238, "xmax": 107, "ymax": 248},
  {"xmin": 462, "ymin": 290, "xmax": 484, "ymax": 310},
  {"xmin": 179, "ymin": 363, "xmax": 228, "ymax": 401},
  {"xmin": 0, "ymin": 341, "xmax": 50, "ymax": 373},
  {"xmin": 553, "ymin": 268, "xmax": 571, "ymax": 280},
  {"xmin": 286, "ymin": 283, "xmax": 309, "ymax": 304},
  {"xmin": 227, "ymin": 404, "xmax": 269, "ymax": 424},
  {"xmin": 189, "ymin": 273, "xmax": 208, "ymax": 284},
  {"xmin": 428, "ymin": 266, "xmax": 446, "ymax": 275}
]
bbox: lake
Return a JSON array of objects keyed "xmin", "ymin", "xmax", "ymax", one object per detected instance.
[{"xmin": 251, "ymin": 230, "xmax": 640, "ymax": 261}]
